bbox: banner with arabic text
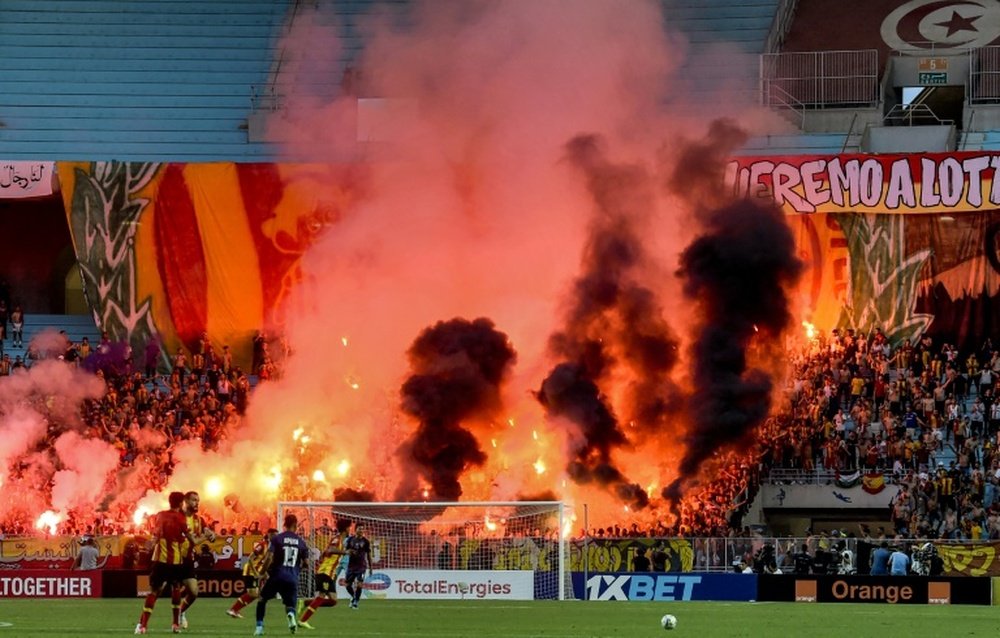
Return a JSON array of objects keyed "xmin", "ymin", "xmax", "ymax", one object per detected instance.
[
  {"xmin": 0, "ymin": 534, "xmax": 260, "ymax": 571},
  {"xmin": 0, "ymin": 161, "xmax": 54, "ymax": 198},
  {"xmin": 732, "ymin": 152, "xmax": 1000, "ymax": 350}
]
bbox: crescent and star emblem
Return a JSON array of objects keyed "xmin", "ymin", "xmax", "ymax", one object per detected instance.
[{"xmin": 880, "ymin": 0, "xmax": 1000, "ymax": 50}]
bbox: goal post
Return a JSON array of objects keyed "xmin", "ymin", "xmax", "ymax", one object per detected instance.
[{"xmin": 277, "ymin": 500, "xmax": 571, "ymax": 601}]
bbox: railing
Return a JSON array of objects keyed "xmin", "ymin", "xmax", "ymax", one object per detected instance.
[
  {"xmin": 969, "ymin": 45, "xmax": 1000, "ymax": 104},
  {"xmin": 761, "ymin": 49, "xmax": 880, "ymax": 110},
  {"xmin": 761, "ymin": 81, "xmax": 806, "ymax": 127},
  {"xmin": 763, "ymin": 0, "xmax": 800, "ymax": 55},
  {"xmin": 883, "ymin": 103, "xmax": 953, "ymax": 127},
  {"xmin": 762, "ymin": 468, "xmax": 902, "ymax": 485},
  {"xmin": 577, "ymin": 536, "xmax": 978, "ymax": 574},
  {"xmin": 250, "ymin": 0, "xmax": 301, "ymax": 114}
]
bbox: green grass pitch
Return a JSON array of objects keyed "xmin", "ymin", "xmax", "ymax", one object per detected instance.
[{"xmin": 0, "ymin": 598, "xmax": 994, "ymax": 637}]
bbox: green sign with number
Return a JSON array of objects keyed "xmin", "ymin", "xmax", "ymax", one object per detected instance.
[{"xmin": 918, "ymin": 72, "xmax": 948, "ymax": 85}]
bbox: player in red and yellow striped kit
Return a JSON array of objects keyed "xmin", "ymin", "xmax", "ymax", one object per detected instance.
[
  {"xmin": 297, "ymin": 528, "xmax": 348, "ymax": 629},
  {"xmin": 135, "ymin": 492, "xmax": 193, "ymax": 635},
  {"xmin": 226, "ymin": 529, "xmax": 276, "ymax": 619},
  {"xmin": 176, "ymin": 491, "xmax": 216, "ymax": 629}
]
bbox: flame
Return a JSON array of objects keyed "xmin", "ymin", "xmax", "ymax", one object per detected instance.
[
  {"xmin": 292, "ymin": 428, "xmax": 304, "ymax": 441},
  {"xmin": 345, "ymin": 376, "xmax": 360, "ymax": 390},
  {"xmin": 312, "ymin": 469, "xmax": 327, "ymax": 482},
  {"xmin": 507, "ymin": 418, "xmax": 515, "ymax": 428},
  {"xmin": 532, "ymin": 430, "xmax": 539, "ymax": 441},
  {"xmin": 533, "ymin": 458, "xmax": 546, "ymax": 475},
  {"xmin": 341, "ymin": 336, "xmax": 349, "ymax": 347},
  {"xmin": 133, "ymin": 505, "xmax": 154, "ymax": 526},
  {"xmin": 421, "ymin": 488, "xmax": 430, "ymax": 500},
  {"xmin": 562, "ymin": 514, "xmax": 575, "ymax": 539},
  {"xmin": 802, "ymin": 320, "xmax": 817, "ymax": 340},
  {"xmin": 336, "ymin": 459, "xmax": 350, "ymax": 477},
  {"xmin": 262, "ymin": 466, "xmax": 283, "ymax": 492},
  {"xmin": 35, "ymin": 510, "xmax": 61, "ymax": 535},
  {"xmin": 753, "ymin": 324, "xmax": 759, "ymax": 333},
  {"xmin": 490, "ymin": 438, "xmax": 497, "ymax": 448},
  {"xmin": 484, "ymin": 515, "xmax": 497, "ymax": 532},
  {"xmin": 204, "ymin": 476, "xmax": 224, "ymax": 499}
]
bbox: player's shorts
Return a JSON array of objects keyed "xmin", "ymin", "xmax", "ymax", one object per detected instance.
[
  {"xmin": 180, "ymin": 559, "xmax": 197, "ymax": 581},
  {"xmin": 149, "ymin": 563, "xmax": 187, "ymax": 591},
  {"xmin": 344, "ymin": 569, "xmax": 366, "ymax": 585},
  {"xmin": 259, "ymin": 577, "xmax": 298, "ymax": 607},
  {"xmin": 242, "ymin": 575, "xmax": 261, "ymax": 590},
  {"xmin": 315, "ymin": 574, "xmax": 336, "ymax": 594}
]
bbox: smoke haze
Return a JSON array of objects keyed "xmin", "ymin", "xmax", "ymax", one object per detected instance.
[{"xmin": 1, "ymin": 0, "xmax": 801, "ymax": 532}]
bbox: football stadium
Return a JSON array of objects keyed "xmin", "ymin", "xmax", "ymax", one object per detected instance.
[{"xmin": 1, "ymin": 0, "xmax": 999, "ymax": 636}]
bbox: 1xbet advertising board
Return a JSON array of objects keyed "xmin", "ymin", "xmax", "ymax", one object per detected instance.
[{"xmin": 573, "ymin": 572, "xmax": 756, "ymax": 601}]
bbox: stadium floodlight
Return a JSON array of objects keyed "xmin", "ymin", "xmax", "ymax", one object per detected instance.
[{"xmin": 277, "ymin": 500, "xmax": 570, "ymax": 600}]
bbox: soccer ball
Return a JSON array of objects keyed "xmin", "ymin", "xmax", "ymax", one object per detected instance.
[{"xmin": 661, "ymin": 614, "xmax": 677, "ymax": 630}]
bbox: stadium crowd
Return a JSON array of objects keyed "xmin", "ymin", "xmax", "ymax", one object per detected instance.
[
  {"xmin": 761, "ymin": 327, "xmax": 1000, "ymax": 541},
  {"xmin": 3, "ymin": 301, "xmax": 1000, "ymax": 546},
  {"xmin": 0, "ymin": 326, "xmax": 289, "ymax": 537}
]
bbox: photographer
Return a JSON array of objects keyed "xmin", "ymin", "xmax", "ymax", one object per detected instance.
[
  {"xmin": 792, "ymin": 544, "xmax": 814, "ymax": 575},
  {"xmin": 753, "ymin": 545, "xmax": 778, "ymax": 575}
]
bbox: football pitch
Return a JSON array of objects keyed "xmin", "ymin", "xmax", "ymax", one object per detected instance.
[{"xmin": 0, "ymin": 598, "xmax": 994, "ymax": 637}]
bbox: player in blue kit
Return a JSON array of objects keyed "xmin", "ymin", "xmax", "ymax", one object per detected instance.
[{"xmin": 255, "ymin": 514, "xmax": 309, "ymax": 635}]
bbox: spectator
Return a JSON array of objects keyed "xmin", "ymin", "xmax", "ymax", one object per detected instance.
[
  {"xmin": 631, "ymin": 547, "xmax": 650, "ymax": 572},
  {"xmin": 72, "ymin": 536, "xmax": 100, "ymax": 571},
  {"xmin": 870, "ymin": 541, "xmax": 891, "ymax": 575},
  {"xmin": 888, "ymin": 546, "xmax": 911, "ymax": 575},
  {"xmin": 196, "ymin": 544, "xmax": 216, "ymax": 570}
]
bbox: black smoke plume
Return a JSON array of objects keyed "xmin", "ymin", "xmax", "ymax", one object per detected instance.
[
  {"xmin": 663, "ymin": 118, "xmax": 748, "ymax": 211},
  {"xmin": 663, "ymin": 198, "xmax": 802, "ymax": 503},
  {"xmin": 538, "ymin": 135, "xmax": 682, "ymax": 511},
  {"xmin": 396, "ymin": 317, "xmax": 516, "ymax": 501}
]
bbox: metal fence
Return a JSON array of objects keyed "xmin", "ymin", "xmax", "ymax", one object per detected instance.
[
  {"xmin": 761, "ymin": 49, "xmax": 880, "ymax": 110},
  {"xmin": 970, "ymin": 46, "xmax": 1000, "ymax": 104},
  {"xmin": 762, "ymin": 468, "xmax": 902, "ymax": 486},
  {"xmin": 577, "ymin": 536, "xmax": 962, "ymax": 575}
]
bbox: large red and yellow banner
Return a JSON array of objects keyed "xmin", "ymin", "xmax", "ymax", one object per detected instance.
[
  {"xmin": 57, "ymin": 153, "xmax": 1000, "ymax": 361},
  {"xmin": 731, "ymin": 151, "xmax": 1000, "ymax": 350},
  {"xmin": 58, "ymin": 162, "xmax": 365, "ymax": 367}
]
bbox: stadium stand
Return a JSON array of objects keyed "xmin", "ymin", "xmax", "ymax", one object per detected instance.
[
  {"xmin": 2, "ymin": 313, "xmax": 103, "ymax": 361},
  {"xmin": 2, "ymin": 1, "xmax": 1000, "ymax": 562},
  {"xmin": 0, "ymin": 0, "xmax": 290, "ymax": 161}
]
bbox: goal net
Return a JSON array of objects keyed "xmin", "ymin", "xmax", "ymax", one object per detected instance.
[{"xmin": 277, "ymin": 501, "xmax": 570, "ymax": 601}]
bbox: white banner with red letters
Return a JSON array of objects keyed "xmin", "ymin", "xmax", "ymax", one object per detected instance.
[
  {"xmin": 0, "ymin": 570, "xmax": 102, "ymax": 597},
  {"xmin": 339, "ymin": 569, "xmax": 534, "ymax": 600},
  {"xmin": 0, "ymin": 161, "xmax": 55, "ymax": 198}
]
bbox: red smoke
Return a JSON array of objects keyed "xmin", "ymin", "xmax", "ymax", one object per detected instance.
[{"xmin": 0, "ymin": 1, "xmax": 795, "ymax": 533}]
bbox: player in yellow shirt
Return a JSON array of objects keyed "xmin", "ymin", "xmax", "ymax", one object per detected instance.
[
  {"xmin": 227, "ymin": 528, "xmax": 277, "ymax": 619},
  {"xmin": 297, "ymin": 525, "xmax": 349, "ymax": 629},
  {"xmin": 176, "ymin": 491, "xmax": 216, "ymax": 629}
]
